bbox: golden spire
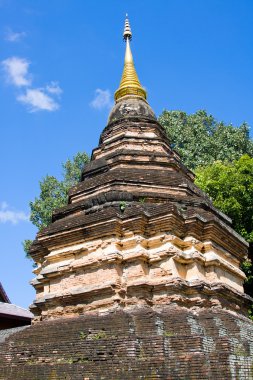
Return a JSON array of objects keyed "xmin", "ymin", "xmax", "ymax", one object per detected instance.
[{"xmin": 114, "ymin": 15, "xmax": 147, "ymax": 102}]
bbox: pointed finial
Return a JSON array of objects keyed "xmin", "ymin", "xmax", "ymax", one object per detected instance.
[
  {"xmin": 114, "ymin": 15, "xmax": 147, "ymax": 102},
  {"xmin": 123, "ymin": 14, "xmax": 132, "ymax": 41}
]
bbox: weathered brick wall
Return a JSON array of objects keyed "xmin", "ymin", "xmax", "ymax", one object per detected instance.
[
  {"xmin": 30, "ymin": 115, "xmax": 249, "ymax": 320},
  {"xmin": 0, "ymin": 306, "xmax": 253, "ymax": 379}
]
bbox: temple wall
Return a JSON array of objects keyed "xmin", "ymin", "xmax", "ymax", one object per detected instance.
[
  {"xmin": 31, "ymin": 232, "xmax": 246, "ymax": 320},
  {"xmin": 1, "ymin": 306, "xmax": 253, "ymax": 380}
]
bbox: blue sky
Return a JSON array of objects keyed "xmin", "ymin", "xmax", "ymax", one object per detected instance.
[{"xmin": 1, "ymin": 0, "xmax": 253, "ymax": 309}]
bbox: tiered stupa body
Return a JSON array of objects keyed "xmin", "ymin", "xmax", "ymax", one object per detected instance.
[
  {"xmin": 29, "ymin": 18, "xmax": 250, "ymax": 321},
  {"xmin": 1, "ymin": 17, "xmax": 253, "ymax": 380}
]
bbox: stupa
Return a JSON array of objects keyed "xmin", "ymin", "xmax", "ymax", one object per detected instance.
[
  {"xmin": 29, "ymin": 16, "xmax": 249, "ymax": 321},
  {"xmin": 0, "ymin": 16, "xmax": 253, "ymax": 380}
]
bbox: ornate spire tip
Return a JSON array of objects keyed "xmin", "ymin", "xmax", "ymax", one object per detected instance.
[
  {"xmin": 123, "ymin": 14, "xmax": 132, "ymax": 41},
  {"xmin": 114, "ymin": 15, "xmax": 147, "ymax": 102}
]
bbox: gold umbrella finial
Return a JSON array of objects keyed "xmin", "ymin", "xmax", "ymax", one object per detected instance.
[{"xmin": 114, "ymin": 15, "xmax": 147, "ymax": 102}]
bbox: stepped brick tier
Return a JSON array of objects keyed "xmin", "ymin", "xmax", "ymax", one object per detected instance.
[
  {"xmin": 0, "ymin": 306, "xmax": 253, "ymax": 379},
  {"xmin": 28, "ymin": 95, "xmax": 250, "ymax": 322}
]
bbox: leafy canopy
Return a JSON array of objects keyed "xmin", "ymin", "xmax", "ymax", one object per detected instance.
[
  {"xmin": 194, "ymin": 155, "xmax": 253, "ymax": 301},
  {"xmin": 195, "ymin": 155, "xmax": 253, "ymax": 243},
  {"xmin": 160, "ymin": 110, "xmax": 253, "ymax": 303},
  {"xmin": 159, "ymin": 110, "xmax": 253, "ymax": 170},
  {"xmin": 30, "ymin": 152, "xmax": 89, "ymax": 231},
  {"xmin": 23, "ymin": 152, "xmax": 89, "ymax": 255}
]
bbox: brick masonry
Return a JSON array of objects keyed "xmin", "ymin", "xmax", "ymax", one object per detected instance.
[
  {"xmin": 0, "ymin": 306, "xmax": 253, "ymax": 379},
  {"xmin": 29, "ymin": 112, "xmax": 250, "ymax": 320}
]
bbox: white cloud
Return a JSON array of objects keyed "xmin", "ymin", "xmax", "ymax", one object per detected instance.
[
  {"xmin": 1, "ymin": 56, "xmax": 62, "ymax": 112},
  {"xmin": 90, "ymin": 89, "xmax": 113, "ymax": 110},
  {"xmin": 0, "ymin": 202, "xmax": 29, "ymax": 224},
  {"xmin": 4, "ymin": 28, "xmax": 26, "ymax": 42},
  {"xmin": 46, "ymin": 81, "xmax": 62, "ymax": 96},
  {"xmin": 17, "ymin": 88, "xmax": 60, "ymax": 112},
  {"xmin": 2, "ymin": 56, "xmax": 31, "ymax": 86}
]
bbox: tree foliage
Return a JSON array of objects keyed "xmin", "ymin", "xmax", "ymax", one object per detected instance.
[
  {"xmin": 30, "ymin": 152, "xmax": 89, "ymax": 231},
  {"xmin": 195, "ymin": 155, "xmax": 253, "ymax": 300},
  {"xmin": 241, "ymin": 259, "xmax": 253, "ymax": 303},
  {"xmin": 160, "ymin": 109, "xmax": 253, "ymax": 302},
  {"xmin": 159, "ymin": 110, "xmax": 253, "ymax": 170},
  {"xmin": 23, "ymin": 152, "xmax": 89, "ymax": 256},
  {"xmin": 195, "ymin": 155, "xmax": 253, "ymax": 243},
  {"xmin": 30, "ymin": 176, "xmax": 67, "ymax": 231}
]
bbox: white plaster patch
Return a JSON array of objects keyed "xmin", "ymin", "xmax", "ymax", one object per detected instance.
[
  {"xmin": 187, "ymin": 315, "xmax": 215, "ymax": 353},
  {"xmin": 228, "ymin": 354, "xmax": 253, "ymax": 380},
  {"xmin": 213, "ymin": 317, "xmax": 228, "ymax": 337}
]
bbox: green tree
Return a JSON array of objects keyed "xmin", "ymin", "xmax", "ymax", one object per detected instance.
[
  {"xmin": 195, "ymin": 155, "xmax": 253, "ymax": 301},
  {"xmin": 195, "ymin": 155, "xmax": 253, "ymax": 243},
  {"xmin": 159, "ymin": 109, "xmax": 253, "ymax": 304},
  {"xmin": 23, "ymin": 151, "xmax": 89, "ymax": 256},
  {"xmin": 29, "ymin": 176, "xmax": 67, "ymax": 231},
  {"xmin": 159, "ymin": 110, "xmax": 253, "ymax": 170}
]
